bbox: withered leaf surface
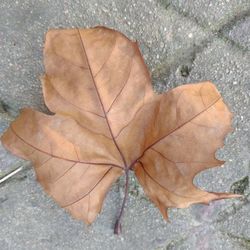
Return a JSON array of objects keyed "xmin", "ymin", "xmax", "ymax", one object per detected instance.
[{"xmin": 1, "ymin": 27, "xmax": 239, "ymax": 233}]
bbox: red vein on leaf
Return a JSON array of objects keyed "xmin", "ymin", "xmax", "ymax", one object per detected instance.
[
  {"xmin": 77, "ymin": 29, "xmax": 127, "ymax": 167},
  {"xmin": 26, "ymin": 149, "xmax": 36, "ymax": 157},
  {"xmin": 74, "ymin": 145, "xmax": 80, "ymax": 161},
  {"xmin": 48, "ymin": 78, "xmax": 105, "ymax": 118},
  {"xmin": 174, "ymin": 89, "xmax": 187, "ymax": 122},
  {"xmin": 130, "ymin": 97, "xmax": 222, "ymax": 168},
  {"xmin": 62, "ymin": 167, "xmax": 112, "ymax": 207},
  {"xmin": 50, "ymin": 162, "xmax": 92, "ymax": 185},
  {"xmin": 114, "ymin": 93, "xmax": 148, "ymax": 139},
  {"xmin": 150, "ymin": 148, "xmax": 219, "ymax": 165},
  {"xmin": 106, "ymin": 52, "xmax": 135, "ymax": 114},
  {"xmin": 199, "ymin": 84, "xmax": 213, "ymax": 116},
  {"xmin": 49, "ymin": 162, "xmax": 77, "ymax": 184},
  {"xmin": 10, "ymin": 126, "xmax": 123, "ymax": 169},
  {"xmin": 150, "ymin": 148, "xmax": 176, "ymax": 163},
  {"xmin": 138, "ymin": 161, "xmax": 203, "ymax": 200},
  {"xmin": 137, "ymin": 161, "xmax": 177, "ymax": 204},
  {"xmin": 72, "ymin": 118, "xmax": 112, "ymax": 140},
  {"xmin": 36, "ymin": 156, "xmax": 52, "ymax": 169},
  {"xmin": 52, "ymin": 51, "xmax": 89, "ymax": 70},
  {"xmin": 57, "ymin": 112, "xmax": 111, "ymax": 140},
  {"xmin": 93, "ymin": 33, "xmax": 117, "ymax": 78}
]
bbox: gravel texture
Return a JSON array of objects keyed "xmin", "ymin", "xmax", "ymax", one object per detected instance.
[
  {"xmin": 224, "ymin": 16, "xmax": 250, "ymax": 51},
  {"xmin": 167, "ymin": 0, "xmax": 250, "ymax": 31}
]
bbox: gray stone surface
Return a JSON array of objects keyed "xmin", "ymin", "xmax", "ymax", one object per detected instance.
[
  {"xmin": 0, "ymin": 112, "xmax": 22, "ymax": 175},
  {"xmin": 166, "ymin": 0, "xmax": 250, "ymax": 31},
  {"xmin": 224, "ymin": 16, "xmax": 250, "ymax": 50},
  {"xmin": 156, "ymin": 38, "xmax": 250, "ymax": 250},
  {"xmin": 0, "ymin": 0, "xmax": 249, "ymax": 249},
  {"xmin": 0, "ymin": 0, "xmax": 209, "ymax": 112}
]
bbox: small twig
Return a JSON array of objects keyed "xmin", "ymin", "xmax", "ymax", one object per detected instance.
[{"xmin": 0, "ymin": 165, "xmax": 25, "ymax": 184}]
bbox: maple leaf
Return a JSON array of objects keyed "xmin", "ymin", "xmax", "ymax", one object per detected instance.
[{"xmin": 1, "ymin": 27, "xmax": 240, "ymax": 234}]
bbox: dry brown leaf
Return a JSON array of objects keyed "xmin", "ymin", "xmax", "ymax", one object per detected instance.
[{"xmin": 1, "ymin": 27, "xmax": 240, "ymax": 234}]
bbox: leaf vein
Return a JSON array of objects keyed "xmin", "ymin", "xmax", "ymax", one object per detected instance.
[
  {"xmin": 106, "ymin": 53, "xmax": 135, "ymax": 114},
  {"xmin": 62, "ymin": 167, "xmax": 112, "ymax": 207},
  {"xmin": 132, "ymin": 97, "xmax": 222, "ymax": 166},
  {"xmin": 77, "ymin": 29, "xmax": 127, "ymax": 167},
  {"xmin": 10, "ymin": 126, "xmax": 123, "ymax": 169}
]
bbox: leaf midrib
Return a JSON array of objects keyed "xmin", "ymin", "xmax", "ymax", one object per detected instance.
[{"xmin": 77, "ymin": 29, "xmax": 128, "ymax": 169}]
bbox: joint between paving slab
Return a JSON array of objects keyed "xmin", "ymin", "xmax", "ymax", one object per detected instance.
[
  {"xmin": 216, "ymin": 192, "xmax": 249, "ymax": 223},
  {"xmin": 163, "ymin": 3, "xmax": 250, "ymax": 53},
  {"xmin": 152, "ymin": 34, "xmax": 214, "ymax": 88},
  {"xmin": 218, "ymin": 10, "xmax": 250, "ymax": 34}
]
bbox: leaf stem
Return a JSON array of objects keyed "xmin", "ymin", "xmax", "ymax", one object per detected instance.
[{"xmin": 114, "ymin": 169, "xmax": 129, "ymax": 234}]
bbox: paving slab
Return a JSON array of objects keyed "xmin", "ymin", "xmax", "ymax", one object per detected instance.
[
  {"xmin": 224, "ymin": 16, "xmax": 250, "ymax": 51},
  {"xmin": 176, "ymin": 39, "xmax": 250, "ymax": 193},
  {"xmin": 167, "ymin": 0, "xmax": 250, "ymax": 31},
  {"xmin": 0, "ymin": 112, "xmax": 23, "ymax": 174},
  {"xmin": 155, "ymin": 37, "xmax": 250, "ymax": 249},
  {"xmin": 0, "ymin": 0, "xmax": 209, "ymax": 112}
]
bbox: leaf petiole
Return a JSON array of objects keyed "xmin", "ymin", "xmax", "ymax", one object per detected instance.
[{"xmin": 114, "ymin": 169, "xmax": 130, "ymax": 234}]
